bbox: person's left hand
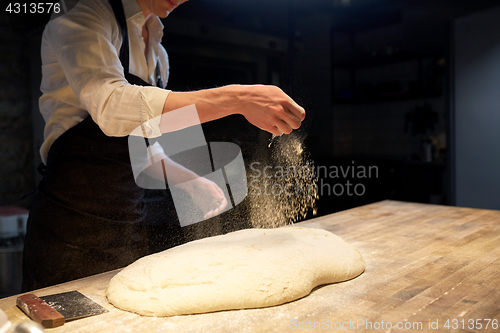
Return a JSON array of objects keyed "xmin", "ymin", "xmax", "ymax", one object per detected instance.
[{"xmin": 183, "ymin": 177, "xmax": 228, "ymax": 219}]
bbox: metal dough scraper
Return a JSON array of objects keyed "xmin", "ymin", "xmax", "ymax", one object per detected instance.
[{"xmin": 17, "ymin": 291, "xmax": 108, "ymax": 328}]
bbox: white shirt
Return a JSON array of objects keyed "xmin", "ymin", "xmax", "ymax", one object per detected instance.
[{"xmin": 39, "ymin": 0, "xmax": 171, "ymax": 164}]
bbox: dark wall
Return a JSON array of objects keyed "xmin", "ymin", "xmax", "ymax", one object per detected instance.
[
  {"xmin": 0, "ymin": 23, "xmax": 39, "ymax": 209},
  {"xmin": 1, "ymin": 0, "xmax": 499, "ymax": 215},
  {"xmin": 454, "ymin": 6, "xmax": 500, "ymax": 210}
]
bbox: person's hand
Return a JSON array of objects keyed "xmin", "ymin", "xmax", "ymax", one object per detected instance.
[
  {"xmin": 182, "ymin": 177, "xmax": 228, "ymax": 220},
  {"xmin": 230, "ymin": 85, "xmax": 306, "ymax": 136}
]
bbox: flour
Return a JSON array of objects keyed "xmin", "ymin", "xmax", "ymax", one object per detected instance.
[
  {"xmin": 249, "ymin": 132, "xmax": 318, "ymax": 228},
  {"xmin": 183, "ymin": 132, "xmax": 318, "ymax": 241}
]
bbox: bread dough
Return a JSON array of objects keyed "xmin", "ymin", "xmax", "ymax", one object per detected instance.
[{"xmin": 106, "ymin": 227, "xmax": 365, "ymax": 316}]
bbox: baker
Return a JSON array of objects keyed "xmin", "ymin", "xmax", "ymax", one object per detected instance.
[{"xmin": 22, "ymin": 0, "xmax": 305, "ymax": 292}]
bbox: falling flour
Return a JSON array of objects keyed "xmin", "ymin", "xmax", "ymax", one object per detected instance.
[
  {"xmin": 183, "ymin": 132, "xmax": 318, "ymax": 241},
  {"xmin": 247, "ymin": 132, "xmax": 318, "ymax": 228}
]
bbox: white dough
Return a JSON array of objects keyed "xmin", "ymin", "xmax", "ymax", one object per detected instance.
[{"xmin": 106, "ymin": 227, "xmax": 365, "ymax": 316}]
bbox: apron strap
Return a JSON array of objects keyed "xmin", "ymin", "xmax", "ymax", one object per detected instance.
[{"xmin": 155, "ymin": 61, "xmax": 163, "ymax": 89}]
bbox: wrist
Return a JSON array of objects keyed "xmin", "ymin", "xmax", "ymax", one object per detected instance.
[
  {"xmin": 209, "ymin": 85, "xmax": 241, "ymax": 117},
  {"xmin": 163, "ymin": 86, "xmax": 239, "ymax": 122},
  {"xmin": 220, "ymin": 84, "xmax": 254, "ymax": 117}
]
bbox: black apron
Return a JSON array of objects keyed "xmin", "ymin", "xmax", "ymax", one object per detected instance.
[{"xmin": 22, "ymin": 0, "xmax": 169, "ymax": 291}]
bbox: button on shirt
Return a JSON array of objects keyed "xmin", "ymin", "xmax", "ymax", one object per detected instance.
[{"xmin": 39, "ymin": 0, "xmax": 170, "ymax": 164}]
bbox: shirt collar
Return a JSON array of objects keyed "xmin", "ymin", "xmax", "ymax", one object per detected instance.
[
  {"xmin": 148, "ymin": 16, "xmax": 164, "ymax": 43},
  {"xmin": 122, "ymin": 0, "xmax": 164, "ymax": 42}
]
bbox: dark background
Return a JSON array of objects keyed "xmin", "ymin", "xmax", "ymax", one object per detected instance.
[{"xmin": 1, "ymin": 0, "xmax": 500, "ymax": 219}]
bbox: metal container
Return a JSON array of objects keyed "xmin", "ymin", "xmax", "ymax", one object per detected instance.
[
  {"xmin": 0, "ymin": 206, "xmax": 28, "ymax": 298},
  {"xmin": 0, "ymin": 237, "xmax": 23, "ymax": 298}
]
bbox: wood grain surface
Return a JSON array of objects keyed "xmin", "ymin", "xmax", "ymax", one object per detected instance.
[{"xmin": 1, "ymin": 200, "xmax": 499, "ymax": 332}]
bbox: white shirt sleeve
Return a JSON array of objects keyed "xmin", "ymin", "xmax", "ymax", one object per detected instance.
[{"xmin": 42, "ymin": 1, "xmax": 169, "ymax": 138}]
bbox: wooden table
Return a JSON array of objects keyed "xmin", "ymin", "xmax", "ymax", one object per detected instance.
[{"xmin": 1, "ymin": 200, "xmax": 500, "ymax": 332}]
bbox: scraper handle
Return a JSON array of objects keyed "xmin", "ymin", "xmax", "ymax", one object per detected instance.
[{"xmin": 16, "ymin": 293, "xmax": 65, "ymax": 328}]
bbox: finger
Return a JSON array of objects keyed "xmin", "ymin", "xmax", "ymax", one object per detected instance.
[
  {"xmin": 204, "ymin": 206, "xmax": 217, "ymax": 219},
  {"xmin": 270, "ymin": 126, "xmax": 283, "ymax": 136},
  {"xmin": 282, "ymin": 97, "xmax": 306, "ymax": 122},
  {"xmin": 276, "ymin": 120, "xmax": 293, "ymax": 135},
  {"xmin": 204, "ymin": 197, "xmax": 228, "ymax": 219},
  {"xmin": 204, "ymin": 210, "xmax": 214, "ymax": 219},
  {"xmin": 212, "ymin": 198, "xmax": 227, "ymax": 216},
  {"xmin": 277, "ymin": 107, "xmax": 302, "ymax": 130},
  {"xmin": 218, "ymin": 198, "xmax": 228, "ymax": 211}
]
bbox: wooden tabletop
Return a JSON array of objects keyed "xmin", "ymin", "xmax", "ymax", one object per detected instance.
[{"xmin": 1, "ymin": 200, "xmax": 500, "ymax": 332}]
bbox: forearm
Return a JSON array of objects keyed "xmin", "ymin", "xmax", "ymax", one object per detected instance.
[
  {"xmin": 162, "ymin": 85, "xmax": 239, "ymax": 123},
  {"xmin": 162, "ymin": 84, "xmax": 305, "ymax": 136},
  {"xmin": 144, "ymin": 153, "xmax": 199, "ymax": 192}
]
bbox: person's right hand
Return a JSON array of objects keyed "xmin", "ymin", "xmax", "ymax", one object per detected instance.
[{"xmin": 229, "ymin": 85, "xmax": 306, "ymax": 136}]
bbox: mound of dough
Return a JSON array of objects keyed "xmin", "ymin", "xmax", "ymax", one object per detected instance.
[{"xmin": 106, "ymin": 227, "xmax": 364, "ymax": 316}]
